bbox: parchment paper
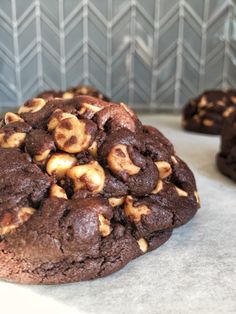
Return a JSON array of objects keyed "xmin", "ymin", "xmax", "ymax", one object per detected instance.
[{"xmin": 1, "ymin": 114, "xmax": 235, "ymax": 314}]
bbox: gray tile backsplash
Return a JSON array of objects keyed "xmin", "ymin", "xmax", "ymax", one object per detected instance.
[{"xmin": 0, "ymin": 0, "xmax": 236, "ymax": 111}]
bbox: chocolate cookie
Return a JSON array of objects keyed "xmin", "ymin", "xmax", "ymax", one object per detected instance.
[
  {"xmin": 216, "ymin": 106, "xmax": 236, "ymax": 182},
  {"xmin": 0, "ymin": 96, "xmax": 200, "ymax": 284},
  {"xmin": 182, "ymin": 89, "xmax": 236, "ymax": 134},
  {"xmin": 37, "ymin": 84, "xmax": 110, "ymax": 101}
]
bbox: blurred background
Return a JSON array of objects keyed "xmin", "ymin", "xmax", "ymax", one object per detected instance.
[{"xmin": 0, "ymin": 0, "xmax": 236, "ymax": 112}]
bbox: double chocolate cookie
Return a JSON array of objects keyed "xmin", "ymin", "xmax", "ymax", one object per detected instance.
[
  {"xmin": 182, "ymin": 89, "xmax": 236, "ymax": 134},
  {"xmin": 0, "ymin": 96, "xmax": 200, "ymax": 284},
  {"xmin": 217, "ymin": 106, "xmax": 236, "ymax": 182},
  {"xmin": 37, "ymin": 84, "xmax": 110, "ymax": 101}
]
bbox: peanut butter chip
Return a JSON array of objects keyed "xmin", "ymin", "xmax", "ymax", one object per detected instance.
[
  {"xmin": 217, "ymin": 100, "xmax": 225, "ymax": 106},
  {"xmin": 108, "ymin": 197, "xmax": 125, "ymax": 207},
  {"xmin": 137, "ymin": 238, "xmax": 148, "ymax": 253},
  {"xmin": 231, "ymin": 96, "xmax": 236, "ymax": 104},
  {"xmin": 67, "ymin": 161, "xmax": 105, "ymax": 193},
  {"xmin": 0, "ymin": 132, "xmax": 26, "ymax": 148},
  {"xmin": 194, "ymin": 191, "xmax": 200, "ymax": 204},
  {"xmin": 203, "ymin": 119, "xmax": 214, "ymax": 126},
  {"xmin": 88, "ymin": 141, "xmax": 98, "ymax": 157},
  {"xmin": 62, "ymin": 92, "xmax": 74, "ymax": 99},
  {"xmin": 78, "ymin": 102, "xmax": 102, "ymax": 116},
  {"xmin": 4, "ymin": 112, "xmax": 24, "ymax": 124},
  {"xmin": 171, "ymin": 156, "xmax": 178, "ymax": 164},
  {"xmin": 175, "ymin": 186, "xmax": 188, "ymax": 197},
  {"xmin": 46, "ymin": 152, "xmax": 77, "ymax": 178},
  {"xmin": 155, "ymin": 161, "xmax": 172, "ymax": 179},
  {"xmin": 107, "ymin": 144, "xmax": 140, "ymax": 176},
  {"xmin": 199, "ymin": 96, "xmax": 207, "ymax": 107},
  {"xmin": 34, "ymin": 149, "xmax": 51, "ymax": 162},
  {"xmin": 54, "ymin": 116, "xmax": 91, "ymax": 153},
  {"xmin": 151, "ymin": 180, "xmax": 163, "ymax": 194},
  {"xmin": 0, "ymin": 207, "xmax": 35, "ymax": 235},
  {"xmin": 18, "ymin": 98, "xmax": 46, "ymax": 114},
  {"xmin": 77, "ymin": 86, "xmax": 89, "ymax": 94},
  {"xmin": 50, "ymin": 184, "xmax": 68, "ymax": 199},
  {"xmin": 48, "ymin": 110, "xmax": 76, "ymax": 131},
  {"xmin": 124, "ymin": 196, "xmax": 151, "ymax": 222},
  {"xmin": 98, "ymin": 214, "xmax": 111, "ymax": 237}
]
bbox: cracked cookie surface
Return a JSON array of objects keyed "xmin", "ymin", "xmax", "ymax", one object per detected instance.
[{"xmin": 0, "ymin": 95, "xmax": 199, "ymax": 284}]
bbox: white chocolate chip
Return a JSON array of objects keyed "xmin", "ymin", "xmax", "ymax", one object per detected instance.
[
  {"xmin": 46, "ymin": 152, "xmax": 77, "ymax": 178},
  {"xmin": 67, "ymin": 161, "xmax": 105, "ymax": 194},
  {"xmin": 108, "ymin": 197, "xmax": 125, "ymax": 207},
  {"xmin": 137, "ymin": 238, "xmax": 148, "ymax": 253},
  {"xmin": 107, "ymin": 144, "xmax": 140, "ymax": 176},
  {"xmin": 155, "ymin": 161, "xmax": 172, "ymax": 179},
  {"xmin": 4, "ymin": 112, "xmax": 24, "ymax": 124},
  {"xmin": 98, "ymin": 214, "xmax": 111, "ymax": 237},
  {"xmin": 175, "ymin": 186, "xmax": 188, "ymax": 197},
  {"xmin": 124, "ymin": 196, "xmax": 151, "ymax": 222},
  {"xmin": 18, "ymin": 98, "xmax": 46, "ymax": 114},
  {"xmin": 50, "ymin": 184, "xmax": 68, "ymax": 199}
]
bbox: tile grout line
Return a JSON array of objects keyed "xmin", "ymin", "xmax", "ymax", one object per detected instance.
[
  {"xmin": 222, "ymin": 0, "xmax": 231, "ymax": 89},
  {"xmin": 59, "ymin": 0, "xmax": 66, "ymax": 89},
  {"xmin": 150, "ymin": 0, "xmax": 160, "ymax": 108},
  {"xmin": 83, "ymin": 0, "xmax": 89, "ymax": 84},
  {"xmin": 106, "ymin": 0, "xmax": 112, "ymax": 98},
  {"xmin": 174, "ymin": 0, "xmax": 185, "ymax": 108},
  {"xmin": 35, "ymin": 0, "xmax": 43, "ymax": 91},
  {"xmin": 199, "ymin": 0, "xmax": 209, "ymax": 92},
  {"xmin": 128, "ymin": 0, "xmax": 136, "ymax": 106},
  {"xmin": 11, "ymin": 0, "xmax": 22, "ymax": 105}
]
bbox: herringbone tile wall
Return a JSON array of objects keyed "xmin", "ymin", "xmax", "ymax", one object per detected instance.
[{"xmin": 0, "ymin": 0, "xmax": 236, "ymax": 111}]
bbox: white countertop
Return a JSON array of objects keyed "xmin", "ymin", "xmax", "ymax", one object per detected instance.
[{"xmin": 1, "ymin": 114, "xmax": 235, "ymax": 314}]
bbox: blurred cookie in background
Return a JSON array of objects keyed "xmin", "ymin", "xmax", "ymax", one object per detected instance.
[
  {"xmin": 37, "ymin": 84, "xmax": 110, "ymax": 101},
  {"xmin": 216, "ymin": 106, "xmax": 236, "ymax": 182},
  {"xmin": 182, "ymin": 90, "xmax": 236, "ymax": 135}
]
